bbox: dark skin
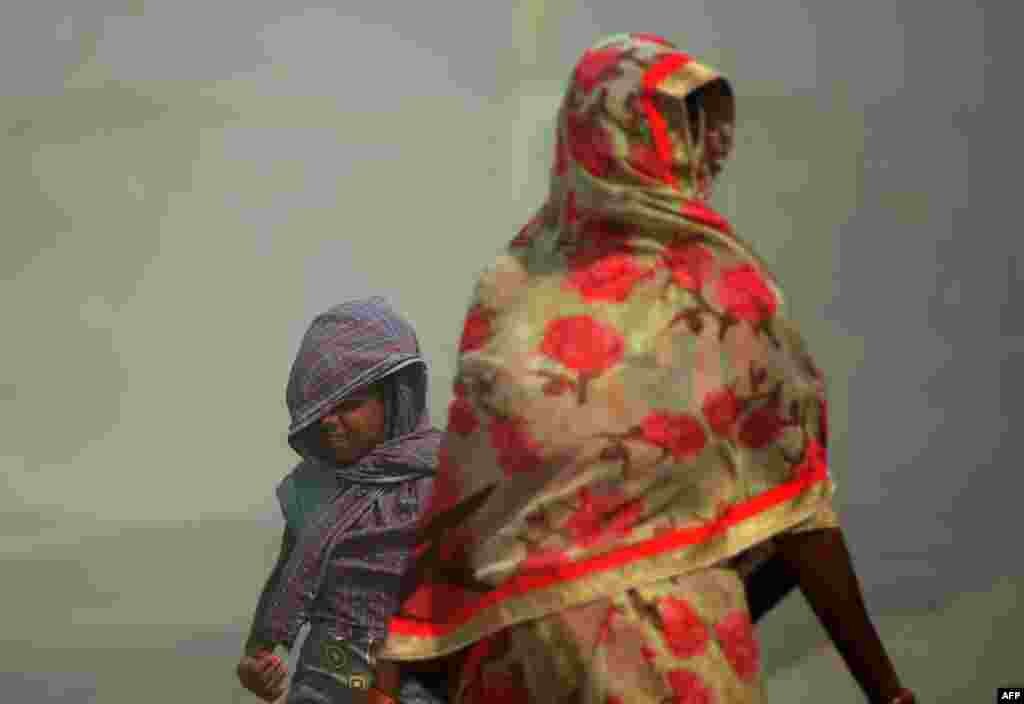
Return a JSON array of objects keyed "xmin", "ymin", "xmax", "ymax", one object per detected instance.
[
  {"xmin": 236, "ymin": 651, "xmax": 287, "ymax": 702},
  {"xmin": 744, "ymin": 529, "xmax": 912, "ymax": 704},
  {"xmin": 317, "ymin": 381, "xmax": 389, "ymax": 466}
]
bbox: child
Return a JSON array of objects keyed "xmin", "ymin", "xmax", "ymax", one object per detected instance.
[{"xmin": 236, "ymin": 297, "xmax": 444, "ymax": 703}]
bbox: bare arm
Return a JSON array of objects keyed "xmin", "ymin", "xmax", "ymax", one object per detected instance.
[{"xmin": 774, "ymin": 527, "xmax": 914, "ymax": 704}]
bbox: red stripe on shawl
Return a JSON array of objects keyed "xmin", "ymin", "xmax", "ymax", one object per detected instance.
[
  {"xmin": 389, "ymin": 464, "xmax": 828, "ymax": 638},
  {"xmin": 635, "ymin": 52, "xmax": 735, "ymax": 235},
  {"xmin": 638, "ymin": 52, "xmax": 691, "ymax": 187},
  {"xmin": 681, "ymin": 199, "xmax": 734, "ymax": 235}
]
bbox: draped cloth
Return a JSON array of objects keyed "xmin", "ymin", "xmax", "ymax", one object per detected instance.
[
  {"xmin": 381, "ymin": 33, "xmax": 836, "ymax": 679},
  {"xmin": 249, "ymin": 296, "xmax": 442, "ymax": 649}
]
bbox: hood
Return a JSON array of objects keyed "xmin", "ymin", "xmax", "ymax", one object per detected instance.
[
  {"xmin": 263, "ymin": 296, "xmax": 441, "ymax": 648},
  {"xmin": 285, "ymin": 296, "xmax": 426, "ymax": 459},
  {"xmin": 547, "ymin": 32, "xmax": 739, "ymax": 244}
]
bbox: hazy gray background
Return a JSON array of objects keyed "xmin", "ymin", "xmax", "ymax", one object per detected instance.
[{"xmin": 2, "ymin": 1, "xmax": 1018, "ymax": 701}]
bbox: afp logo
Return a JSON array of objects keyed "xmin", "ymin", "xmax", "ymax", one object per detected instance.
[{"xmin": 999, "ymin": 688, "xmax": 1024, "ymax": 701}]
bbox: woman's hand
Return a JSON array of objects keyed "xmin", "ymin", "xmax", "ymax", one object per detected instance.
[{"xmin": 236, "ymin": 651, "xmax": 289, "ymax": 702}]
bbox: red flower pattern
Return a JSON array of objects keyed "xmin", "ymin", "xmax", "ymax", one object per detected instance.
[
  {"xmin": 565, "ymin": 252, "xmax": 654, "ymax": 302},
  {"xmin": 567, "ymin": 112, "xmax": 616, "ymax": 179},
  {"xmin": 448, "ymin": 396, "xmax": 479, "ymax": 436},
  {"xmin": 665, "ymin": 669, "xmax": 716, "ymax": 704},
  {"xmin": 573, "ymin": 47, "xmax": 624, "ymax": 94},
  {"xmin": 702, "ymin": 388, "xmax": 740, "ymax": 436},
  {"xmin": 565, "ymin": 487, "xmax": 645, "ymax": 548},
  {"xmin": 716, "ymin": 264, "xmax": 778, "ymax": 324},
  {"xmin": 460, "ymin": 305, "xmax": 493, "ymax": 353},
  {"xmin": 490, "ymin": 417, "xmax": 544, "ymax": 475},
  {"xmin": 663, "ymin": 242, "xmax": 714, "ymax": 291},
  {"xmin": 657, "ymin": 596, "xmax": 710, "ymax": 659},
  {"xmin": 640, "ymin": 411, "xmax": 708, "ymax": 460},
  {"xmin": 737, "ymin": 402, "xmax": 788, "ymax": 449},
  {"xmin": 540, "ymin": 315, "xmax": 625, "ymax": 377},
  {"xmin": 792, "ymin": 436, "xmax": 828, "ymax": 482},
  {"xmin": 416, "ymin": 43, "xmax": 808, "ymax": 697},
  {"xmin": 628, "ymin": 141, "xmax": 674, "ymax": 183},
  {"xmin": 714, "ymin": 610, "xmax": 760, "ymax": 682}
]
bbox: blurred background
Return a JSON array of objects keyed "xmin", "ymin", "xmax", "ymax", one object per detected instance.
[{"xmin": 1, "ymin": 1, "xmax": 1018, "ymax": 701}]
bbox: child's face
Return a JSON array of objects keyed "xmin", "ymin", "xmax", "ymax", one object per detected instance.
[{"xmin": 317, "ymin": 384, "xmax": 388, "ymax": 465}]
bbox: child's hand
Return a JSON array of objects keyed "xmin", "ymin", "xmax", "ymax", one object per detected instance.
[{"xmin": 236, "ymin": 651, "xmax": 288, "ymax": 702}]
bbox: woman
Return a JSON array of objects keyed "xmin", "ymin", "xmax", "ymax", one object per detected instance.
[
  {"xmin": 374, "ymin": 34, "xmax": 916, "ymax": 704},
  {"xmin": 236, "ymin": 297, "xmax": 448, "ymax": 703}
]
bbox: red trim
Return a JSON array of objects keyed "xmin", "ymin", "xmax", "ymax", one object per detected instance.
[
  {"xmin": 642, "ymin": 52, "xmax": 692, "ymax": 93},
  {"xmin": 638, "ymin": 53, "xmax": 691, "ymax": 187},
  {"xmin": 638, "ymin": 97, "xmax": 672, "ymax": 185},
  {"xmin": 681, "ymin": 199, "xmax": 734, "ymax": 234},
  {"xmin": 389, "ymin": 464, "xmax": 828, "ymax": 638}
]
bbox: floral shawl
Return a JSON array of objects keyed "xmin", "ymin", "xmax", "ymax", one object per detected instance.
[{"xmin": 382, "ymin": 33, "xmax": 835, "ymax": 661}]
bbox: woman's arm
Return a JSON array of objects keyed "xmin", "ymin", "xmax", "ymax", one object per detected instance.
[
  {"xmin": 237, "ymin": 526, "xmax": 298, "ymax": 701},
  {"xmin": 244, "ymin": 526, "xmax": 298, "ymax": 656},
  {"xmin": 773, "ymin": 527, "xmax": 914, "ymax": 704}
]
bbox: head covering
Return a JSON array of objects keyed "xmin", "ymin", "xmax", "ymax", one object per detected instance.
[
  {"xmin": 259, "ymin": 297, "xmax": 441, "ymax": 647},
  {"xmin": 284, "ymin": 296, "xmax": 438, "ymax": 481},
  {"xmin": 381, "ymin": 33, "xmax": 834, "ymax": 661}
]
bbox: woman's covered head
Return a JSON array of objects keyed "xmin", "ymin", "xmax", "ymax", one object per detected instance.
[{"xmin": 548, "ymin": 33, "xmax": 735, "ymax": 235}]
